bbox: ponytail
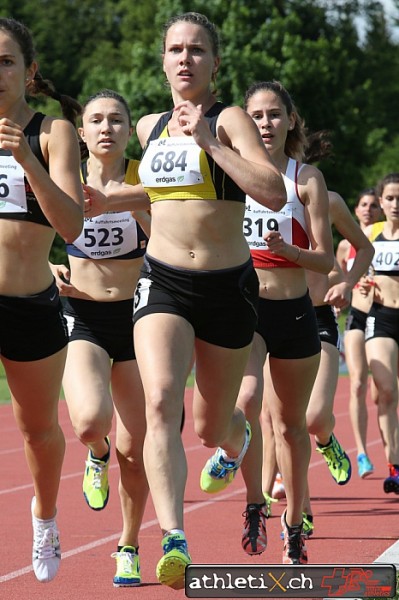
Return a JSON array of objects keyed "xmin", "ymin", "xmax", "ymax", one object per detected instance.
[{"xmin": 27, "ymin": 72, "xmax": 82, "ymax": 127}]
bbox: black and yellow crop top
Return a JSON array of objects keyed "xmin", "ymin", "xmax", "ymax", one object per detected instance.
[
  {"xmin": 370, "ymin": 228, "xmax": 399, "ymax": 276},
  {"xmin": 66, "ymin": 159, "xmax": 147, "ymax": 260},
  {"xmin": 138, "ymin": 102, "xmax": 245, "ymax": 203},
  {"xmin": 0, "ymin": 112, "xmax": 51, "ymax": 227}
]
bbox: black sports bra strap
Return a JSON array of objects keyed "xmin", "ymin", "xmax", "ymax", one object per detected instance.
[
  {"xmin": 24, "ymin": 113, "xmax": 47, "ymax": 170},
  {"xmin": 146, "ymin": 110, "xmax": 174, "ymax": 143}
]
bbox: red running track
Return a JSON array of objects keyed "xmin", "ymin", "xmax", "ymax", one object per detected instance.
[{"xmin": 0, "ymin": 376, "xmax": 398, "ymax": 599}]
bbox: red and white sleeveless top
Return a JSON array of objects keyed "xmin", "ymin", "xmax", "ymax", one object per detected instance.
[
  {"xmin": 243, "ymin": 157, "xmax": 310, "ymax": 268},
  {"xmin": 346, "ymin": 244, "xmax": 356, "ymax": 271}
]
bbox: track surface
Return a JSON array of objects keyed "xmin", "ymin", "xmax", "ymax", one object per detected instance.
[{"xmin": 0, "ymin": 376, "xmax": 398, "ymax": 599}]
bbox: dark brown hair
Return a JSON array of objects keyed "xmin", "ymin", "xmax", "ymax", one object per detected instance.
[{"xmin": 0, "ymin": 17, "xmax": 81, "ymax": 126}]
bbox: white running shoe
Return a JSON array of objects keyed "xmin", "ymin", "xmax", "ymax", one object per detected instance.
[
  {"xmin": 272, "ymin": 472, "xmax": 286, "ymax": 500},
  {"xmin": 31, "ymin": 497, "xmax": 61, "ymax": 582}
]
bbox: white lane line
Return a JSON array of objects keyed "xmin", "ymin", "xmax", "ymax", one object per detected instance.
[
  {"xmin": 0, "ymin": 444, "xmax": 204, "ymax": 495},
  {"xmin": 0, "ymin": 486, "xmax": 245, "ymax": 582},
  {"xmin": 374, "ymin": 540, "xmax": 399, "ymax": 567}
]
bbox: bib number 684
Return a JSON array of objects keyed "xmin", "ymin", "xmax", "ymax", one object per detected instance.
[{"xmin": 151, "ymin": 150, "xmax": 188, "ymax": 173}]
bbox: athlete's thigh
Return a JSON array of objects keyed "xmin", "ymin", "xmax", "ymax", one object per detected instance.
[
  {"xmin": 344, "ymin": 329, "xmax": 368, "ymax": 379},
  {"xmin": 193, "ymin": 338, "xmax": 252, "ymax": 429},
  {"xmin": 62, "ymin": 340, "xmax": 113, "ymax": 426},
  {"xmin": 134, "ymin": 312, "xmax": 195, "ymax": 402},
  {"xmin": 366, "ymin": 337, "xmax": 398, "ymax": 389},
  {"xmin": 112, "ymin": 359, "xmax": 146, "ymax": 455},
  {"xmin": 236, "ymin": 332, "xmax": 267, "ymax": 413},
  {"xmin": 3, "ymin": 348, "xmax": 66, "ymax": 431},
  {"xmin": 267, "ymin": 353, "xmax": 320, "ymax": 427}
]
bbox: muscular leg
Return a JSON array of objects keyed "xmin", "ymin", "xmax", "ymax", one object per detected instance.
[
  {"xmin": 236, "ymin": 333, "xmax": 267, "ymax": 505},
  {"xmin": 112, "ymin": 360, "xmax": 148, "ymax": 548},
  {"xmin": 344, "ymin": 330, "xmax": 370, "ymax": 455},
  {"xmin": 306, "ymin": 341, "xmax": 339, "ymax": 445},
  {"xmin": 134, "ymin": 313, "xmax": 194, "ymax": 532},
  {"xmin": 192, "ymin": 338, "xmax": 252, "ymax": 458},
  {"xmin": 5, "ymin": 349, "xmax": 66, "ymax": 519},
  {"xmin": 267, "ymin": 353, "xmax": 320, "ymax": 526},
  {"xmin": 366, "ymin": 337, "xmax": 399, "ymax": 464},
  {"xmin": 261, "ymin": 357, "xmax": 279, "ymax": 497},
  {"xmin": 63, "ymin": 340, "xmax": 113, "ymax": 459}
]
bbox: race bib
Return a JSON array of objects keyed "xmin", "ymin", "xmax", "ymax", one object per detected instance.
[
  {"xmin": 372, "ymin": 241, "xmax": 399, "ymax": 272},
  {"xmin": 243, "ymin": 196, "xmax": 293, "ymax": 249},
  {"xmin": 139, "ymin": 137, "xmax": 204, "ymax": 187},
  {"xmin": 0, "ymin": 150, "xmax": 27, "ymax": 212},
  {"xmin": 72, "ymin": 212, "xmax": 138, "ymax": 259}
]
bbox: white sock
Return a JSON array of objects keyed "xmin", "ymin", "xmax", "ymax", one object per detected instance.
[
  {"xmin": 165, "ymin": 529, "xmax": 185, "ymax": 538},
  {"xmin": 221, "ymin": 424, "xmax": 250, "ymax": 464}
]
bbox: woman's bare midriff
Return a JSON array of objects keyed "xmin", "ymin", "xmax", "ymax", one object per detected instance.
[
  {"xmin": 256, "ymin": 267, "xmax": 307, "ymax": 300},
  {"xmin": 147, "ymin": 199, "xmax": 250, "ymax": 270},
  {"xmin": 68, "ymin": 256, "xmax": 143, "ymax": 301}
]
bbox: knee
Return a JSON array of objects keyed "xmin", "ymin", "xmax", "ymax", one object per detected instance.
[
  {"xmin": 145, "ymin": 388, "xmax": 182, "ymax": 423},
  {"xmin": 306, "ymin": 411, "xmax": 334, "ymax": 437},
  {"xmin": 237, "ymin": 388, "xmax": 261, "ymax": 422},
  {"xmin": 116, "ymin": 446, "xmax": 146, "ymax": 478},
  {"xmin": 74, "ymin": 417, "xmax": 112, "ymax": 445},
  {"xmin": 277, "ymin": 421, "xmax": 308, "ymax": 446},
  {"xmin": 197, "ymin": 430, "xmax": 226, "ymax": 449},
  {"xmin": 377, "ymin": 386, "xmax": 397, "ymax": 411},
  {"xmin": 195, "ymin": 420, "xmax": 228, "ymax": 449},
  {"xmin": 20, "ymin": 420, "xmax": 62, "ymax": 448},
  {"xmin": 350, "ymin": 378, "xmax": 367, "ymax": 399}
]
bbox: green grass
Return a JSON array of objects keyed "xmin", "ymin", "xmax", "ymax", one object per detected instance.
[
  {"xmin": 186, "ymin": 369, "xmax": 194, "ymax": 388},
  {"xmin": 0, "ymin": 362, "xmax": 10, "ymax": 404},
  {"xmin": 0, "ymin": 361, "xmax": 193, "ymax": 405},
  {"xmin": 337, "ymin": 307, "xmax": 348, "ymax": 336},
  {"xmin": 0, "ymin": 362, "xmax": 67, "ymax": 404},
  {"xmin": 0, "ymin": 312, "xmax": 347, "ymax": 405}
]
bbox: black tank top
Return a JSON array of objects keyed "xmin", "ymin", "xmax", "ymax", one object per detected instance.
[
  {"xmin": 0, "ymin": 112, "xmax": 51, "ymax": 227},
  {"xmin": 142, "ymin": 102, "xmax": 246, "ymax": 203}
]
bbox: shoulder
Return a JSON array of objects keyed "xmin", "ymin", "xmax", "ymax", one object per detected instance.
[
  {"xmin": 328, "ymin": 191, "xmax": 351, "ymax": 224},
  {"xmin": 296, "ymin": 163, "xmax": 329, "ymax": 210},
  {"xmin": 125, "ymin": 159, "xmax": 140, "ymax": 185},
  {"xmin": 328, "ymin": 190, "xmax": 344, "ymax": 205},
  {"xmin": 136, "ymin": 112, "xmax": 168, "ymax": 147},
  {"xmin": 216, "ymin": 105, "xmax": 251, "ymax": 128},
  {"xmin": 297, "ymin": 162, "xmax": 321, "ymax": 180},
  {"xmin": 216, "ymin": 105, "xmax": 264, "ymax": 145},
  {"xmin": 40, "ymin": 115, "xmax": 76, "ymax": 136},
  {"xmin": 369, "ymin": 220, "xmax": 385, "ymax": 241},
  {"xmin": 40, "ymin": 116, "xmax": 79, "ymax": 153},
  {"xmin": 297, "ymin": 162, "xmax": 327, "ymax": 189},
  {"xmin": 40, "ymin": 116, "xmax": 79, "ymax": 158},
  {"xmin": 363, "ymin": 224, "xmax": 373, "ymax": 239}
]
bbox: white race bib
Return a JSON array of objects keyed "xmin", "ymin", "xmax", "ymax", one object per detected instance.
[
  {"xmin": 0, "ymin": 150, "xmax": 27, "ymax": 212},
  {"xmin": 243, "ymin": 196, "xmax": 293, "ymax": 249},
  {"xmin": 72, "ymin": 212, "xmax": 138, "ymax": 259},
  {"xmin": 139, "ymin": 138, "xmax": 204, "ymax": 187},
  {"xmin": 372, "ymin": 240, "xmax": 399, "ymax": 272}
]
